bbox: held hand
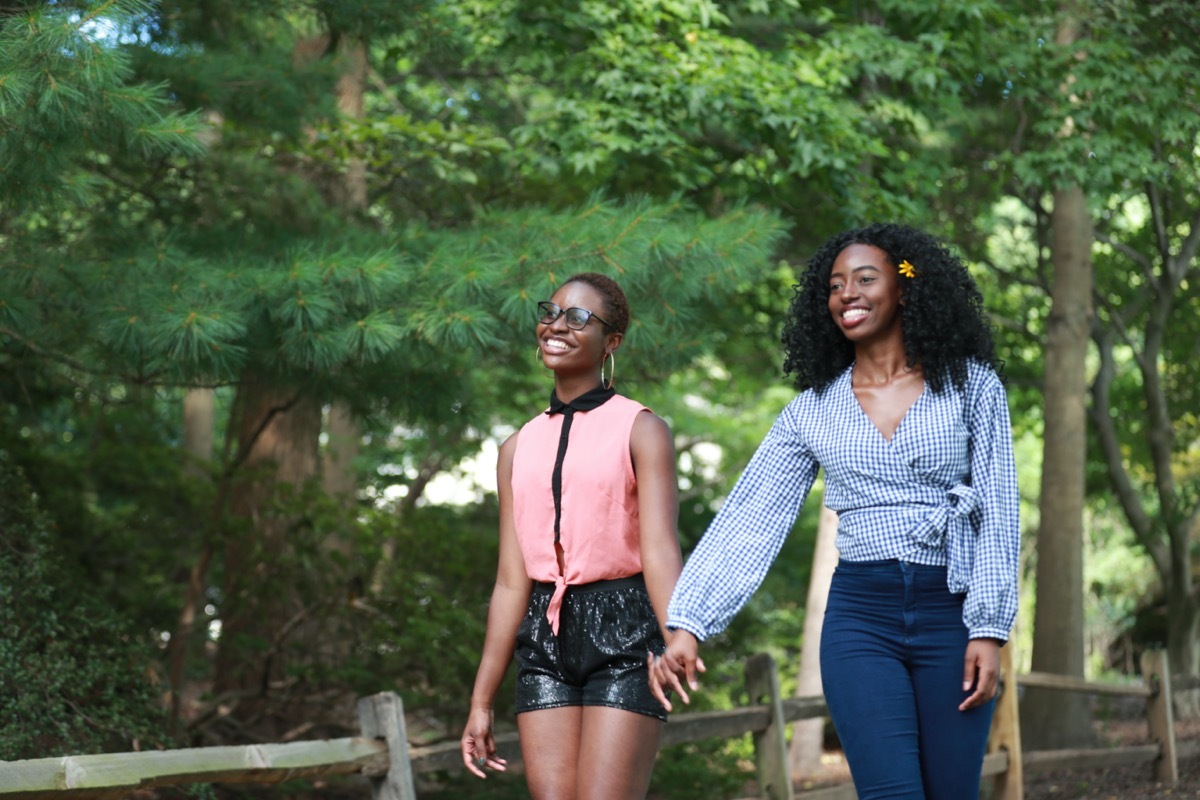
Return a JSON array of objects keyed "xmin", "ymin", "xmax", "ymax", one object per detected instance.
[
  {"xmin": 959, "ymin": 638, "xmax": 1002, "ymax": 711},
  {"xmin": 647, "ymin": 630, "xmax": 706, "ymax": 713},
  {"xmin": 461, "ymin": 707, "xmax": 507, "ymax": 778}
]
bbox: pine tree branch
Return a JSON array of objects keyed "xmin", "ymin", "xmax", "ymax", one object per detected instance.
[
  {"xmin": 0, "ymin": 325, "xmax": 238, "ymax": 389},
  {"xmin": 89, "ymin": 159, "xmax": 161, "ymax": 202},
  {"xmin": 0, "ymin": 324, "xmax": 103, "ymax": 375}
]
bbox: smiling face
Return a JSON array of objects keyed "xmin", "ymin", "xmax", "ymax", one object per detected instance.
[
  {"xmin": 826, "ymin": 243, "xmax": 904, "ymax": 346},
  {"xmin": 537, "ymin": 281, "xmax": 622, "ymax": 378}
]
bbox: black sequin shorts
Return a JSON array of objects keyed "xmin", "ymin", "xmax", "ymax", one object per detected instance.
[{"xmin": 514, "ymin": 574, "xmax": 667, "ymax": 721}]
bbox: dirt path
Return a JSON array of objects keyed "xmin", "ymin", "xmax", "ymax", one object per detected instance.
[
  {"xmin": 1021, "ymin": 718, "xmax": 1199, "ymax": 800},
  {"xmin": 1022, "ymin": 753, "xmax": 1199, "ymax": 799},
  {"xmin": 793, "ymin": 719, "xmax": 1199, "ymax": 799}
]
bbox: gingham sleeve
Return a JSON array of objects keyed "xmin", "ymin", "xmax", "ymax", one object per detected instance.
[
  {"xmin": 666, "ymin": 397, "xmax": 820, "ymax": 640},
  {"xmin": 962, "ymin": 373, "xmax": 1021, "ymax": 641}
]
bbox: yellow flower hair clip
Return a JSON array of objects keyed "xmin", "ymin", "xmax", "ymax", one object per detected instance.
[{"xmin": 897, "ymin": 259, "xmax": 917, "ymax": 279}]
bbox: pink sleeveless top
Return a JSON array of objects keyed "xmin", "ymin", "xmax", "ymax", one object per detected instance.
[{"xmin": 511, "ymin": 393, "xmax": 648, "ymax": 633}]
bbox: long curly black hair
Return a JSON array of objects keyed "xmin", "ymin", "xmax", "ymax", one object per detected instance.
[{"xmin": 782, "ymin": 222, "xmax": 1001, "ymax": 395}]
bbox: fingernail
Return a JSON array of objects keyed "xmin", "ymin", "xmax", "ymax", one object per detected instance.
[{"xmin": 963, "ymin": 682, "xmax": 971, "ymax": 691}]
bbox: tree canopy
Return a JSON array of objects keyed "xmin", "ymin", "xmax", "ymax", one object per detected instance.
[{"xmin": 2, "ymin": 0, "xmax": 1198, "ymax": 792}]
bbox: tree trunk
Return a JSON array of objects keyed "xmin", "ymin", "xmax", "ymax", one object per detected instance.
[
  {"xmin": 310, "ymin": 34, "xmax": 367, "ymax": 504},
  {"xmin": 183, "ymin": 388, "xmax": 216, "ymax": 472},
  {"xmin": 1166, "ymin": 536, "xmax": 1200, "ymax": 717},
  {"xmin": 1022, "ymin": 181, "xmax": 1095, "ymax": 749},
  {"xmin": 212, "ymin": 377, "xmax": 321, "ymax": 729},
  {"xmin": 322, "ymin": 402, "xmax": 360, "ymax": 499},
  {"xmin": 166, "ymin": 387, "xmax": 219, "ymax": 728},
  {"xmin": 788, "ymin": 500, "xmax": 839, "ymax": 780},
  {"xmin": 331, "ymin": 37, "xmax": 368, "ymax": 209}
]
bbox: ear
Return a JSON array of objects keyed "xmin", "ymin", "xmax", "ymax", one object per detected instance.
[{"xmin": 606, "ymin": 331, "xmax": 624, "ymax": 353}]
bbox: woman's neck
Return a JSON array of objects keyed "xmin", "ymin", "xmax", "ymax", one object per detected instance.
[
  {"xmin": 553, "ymin": 374, "xmax": 604, "ymax": 404},
  {"xmin": 852, "ymin": 340, "xmax": 916, "ymax": 385}
]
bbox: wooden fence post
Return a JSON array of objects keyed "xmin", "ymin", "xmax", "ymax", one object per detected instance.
[
  {"xmin": 745, "ymin": 653, "xmax": 795, "ymax": 800},
  {"xmin": 988, "ymin": 643, "xmax": 1023, "ymax": 800},
  {"xmin": 1140, "ymin": 649, "xmax": 1177, "ymax": 785},
  {"xmin": 358, "ymin": 692, "xmax": 418, "ymax": 800}
]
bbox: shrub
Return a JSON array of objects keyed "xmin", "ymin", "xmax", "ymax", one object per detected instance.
[{"xmin": 0, "ymin": 449, "xmax": 170, "ymax": 759}]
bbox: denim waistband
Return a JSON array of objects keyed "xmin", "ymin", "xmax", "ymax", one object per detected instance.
[{"xmin": 836, "ymin": 558, "xmax": 947, "ymax": 573}]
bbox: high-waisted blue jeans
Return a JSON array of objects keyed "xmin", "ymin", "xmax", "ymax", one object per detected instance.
[{"xmin": 820, "ymin": 559, "xmax": 995, "ymax": 799}]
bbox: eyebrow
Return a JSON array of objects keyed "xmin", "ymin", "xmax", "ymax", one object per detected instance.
[{"xmin": 829, "ymin": 264, "xmax": 883, "ymax": 279}]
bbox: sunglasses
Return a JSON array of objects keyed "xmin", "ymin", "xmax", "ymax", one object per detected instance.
[{"xmin": 537, "ymin": 301, "xmax": 612, "ymax": 331}]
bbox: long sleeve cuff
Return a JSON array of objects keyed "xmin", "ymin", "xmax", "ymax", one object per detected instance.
[
  {"xmin": 967, "ymin": 625, "xmax": 1010, "ymax": 643},
  {"xmin": 665, "ymin": 617, "xmax": 710, "ymax": 642}
]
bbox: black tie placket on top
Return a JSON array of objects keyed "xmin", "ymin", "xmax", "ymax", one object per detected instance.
[{"xmin": 545, "ymin": 385, "xmax": 616, "ymax": 544}]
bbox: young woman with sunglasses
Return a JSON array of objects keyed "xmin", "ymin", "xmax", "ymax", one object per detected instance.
[
  {"xmin": 461, "ymin": 272, "xmax": 683, "ymax": 799},
  {"xmin": 649, "ymin": 223, "xmax": 1020, "ymax": 800}
]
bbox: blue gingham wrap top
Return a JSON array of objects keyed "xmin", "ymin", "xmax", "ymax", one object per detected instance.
[{"xmin": 667, "ymin": 360, "xmax": 1020, "ymax": 642}]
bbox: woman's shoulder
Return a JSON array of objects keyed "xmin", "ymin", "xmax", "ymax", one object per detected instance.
[
  {"xmin": 963, "ymin": 359, "xmax": 1004, "ymax": 395},
  {"xmin": 498, "ymin": 430, "xmax": 520, "ymax": 472},
  {"xmin": 777, "ymin": 383, "xmax": 833, "ymax": 430},
  {"xmin": 611, "ymin": 392, "xmax": 648, "ymax": 411},
  {"xmin": 954, "ymin": 360, "xmax": 1009, "ymax": 426},
  {"xmin": 795, "ymin": 365, "xmax": 852, "ymax": 409},
  {"xmin": 516, "ymin": 409, "xmax": 551, "ymax": 433}
]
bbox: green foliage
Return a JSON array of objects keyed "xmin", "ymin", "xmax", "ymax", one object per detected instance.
[
  {"xmin": 0, "ymin": 0, "xmax": 201, "ymax": 209},
  {"xmin": 0, "ymin": 449, "xmax": 171, "ymax": 760},
  {"xmin": 961, "ymin": 0, "xmax": 1200, "ymax": 676},
  {"xmin": 0, "ymin": 363, "xmax": 218, "ymax": 635},
  {"xmin": 1001, "ymin": 0, "xmax": 1200, "ymax": 196},
  {"xmin": 4, "ymin": 0, "xmax": 1197, "ymax": 784},
  {"xmin": 651, "ymin": 739, "xmax": 757, "ymax": 799},
  {"xmin": 421, "ymin": 0, "xmax": 990, "ymax": 230},
  {"xmin": 360, "ymin": 503, "xmax": 502, "ymax": 720},
  {"xmin": 406, "ymin": 197, "xmax": 786, "ymax": 363}
]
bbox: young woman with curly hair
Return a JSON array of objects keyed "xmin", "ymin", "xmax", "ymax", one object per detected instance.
[
  {"xmin": 461, "ymin": 273, "xmax": 683, "ymax": 799},
  {"xmin": 650, "ymin": 223, "xmax": 1020, "ymax": 799}
]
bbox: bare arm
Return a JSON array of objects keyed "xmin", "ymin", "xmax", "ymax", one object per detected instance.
[
  {"xmin": 631, "ymin": 412, "xmax": 707, "ymax": 712},
  {"xmin": 630, "ymin": 411, "xmax": 683, "ymax": 637},
  {"xmin": 461, "ymin": 433, "xmax": 532, "ymax": 778}
]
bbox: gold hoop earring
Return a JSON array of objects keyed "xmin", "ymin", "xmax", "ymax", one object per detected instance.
[
  {"xmin": 534, "ymin": 345, "xmax": 542, "ymax": 366},
  {"xmin": 602, "ymin": 352, "xmax": 615, "ymax": 390}
]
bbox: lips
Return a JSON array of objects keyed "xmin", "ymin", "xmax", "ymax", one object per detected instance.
[{"xmin": 840, "ymin": 307, "xmax": 869, "ymax": 327}]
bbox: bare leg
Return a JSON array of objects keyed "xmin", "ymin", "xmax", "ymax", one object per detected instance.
[
  {"xmin": 519, "ymin": 706, "xmax": 584, "ymax": 800},
  {"xmin": 577, "ymin": 706, "xmax": 663, "ymax": 800}
]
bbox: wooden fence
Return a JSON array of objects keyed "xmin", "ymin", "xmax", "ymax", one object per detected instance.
[{"xmin": 0, "ymin": 649, "xmax": 1193, "ymax": 800}]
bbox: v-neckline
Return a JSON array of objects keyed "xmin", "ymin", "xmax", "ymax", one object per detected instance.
[{"xmin": 844, "ymin": 367, "xmax": 926, "ymax": 444}]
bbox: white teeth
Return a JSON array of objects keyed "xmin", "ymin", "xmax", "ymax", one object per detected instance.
[
  {"xmin": 843, "ymin": 309, "xmax": 868, "ymax": 320},
  {"xmin": 544, "ymin": 339, "xmax": 569, "ymax": 351}
]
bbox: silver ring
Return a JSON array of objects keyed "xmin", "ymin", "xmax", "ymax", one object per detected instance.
[{"xmin": 475, "ymin": 755, "xmax": 487, "ymax": 768}]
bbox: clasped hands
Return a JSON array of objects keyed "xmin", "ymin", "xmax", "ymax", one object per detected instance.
[{"xmin": 647, "ymin": 630, "xmax": 707, "ymax": 713}]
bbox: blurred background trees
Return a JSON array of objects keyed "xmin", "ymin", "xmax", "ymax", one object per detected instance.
[{"xmin": 1, "ymin": 0, "xmax": 1197, "ymax": 796}]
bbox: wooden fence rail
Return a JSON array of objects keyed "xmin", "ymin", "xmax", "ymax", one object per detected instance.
[{"xmin": 0, "ymin": 649, "xmax": 1193, "ymax": 800}]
